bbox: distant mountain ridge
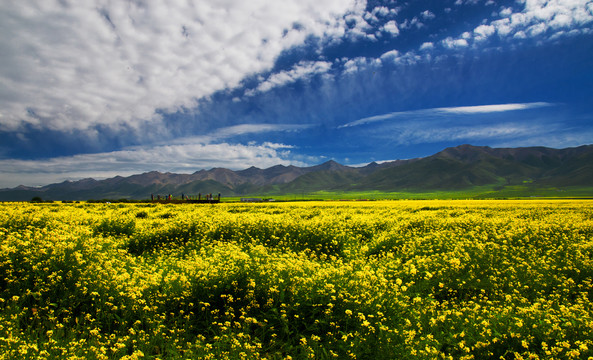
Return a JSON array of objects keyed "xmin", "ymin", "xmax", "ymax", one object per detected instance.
[{"xmin": 1, "ymin": 144, "xmax": 591, "ymax": 200}]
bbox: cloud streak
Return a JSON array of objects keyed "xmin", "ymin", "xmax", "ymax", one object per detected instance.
[
  {"xmin": 440, "ymin": 102, "xmax": 553, "ymax": 114},
  {"xmin": 340, "ymin": 102, "xmax": 554, "ymax": 128},
  {"xmin": 340, "ymin": 113, "xmax": 593, "ymax": 152},
  {"xmin": 248, "ymin": 61, "xmax": 333, "ymax": 95}
]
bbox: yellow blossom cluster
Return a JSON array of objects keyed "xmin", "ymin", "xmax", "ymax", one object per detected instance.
[{"xmin": 0, "ymin": 200, "xmax": 592, "ymax": 359}]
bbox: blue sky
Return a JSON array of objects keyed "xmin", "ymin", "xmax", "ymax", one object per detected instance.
[{"xmin": 1, "ymin": 0, "xmax": 592, "ymax": 187}]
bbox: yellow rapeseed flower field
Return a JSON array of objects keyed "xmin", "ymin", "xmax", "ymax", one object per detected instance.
[{"xmin": 0, "ymin": 200, "xmax": 592, "ymax": 359}]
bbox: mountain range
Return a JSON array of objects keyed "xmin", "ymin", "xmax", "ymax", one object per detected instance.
[{"xmin": 1, "ymin": 144, "xmax": 592, "ymax": 201}]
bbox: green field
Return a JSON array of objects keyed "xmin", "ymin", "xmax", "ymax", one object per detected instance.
[{"xmin": 225, "ymin": 186, "xmax": 593, "ymax": 201}]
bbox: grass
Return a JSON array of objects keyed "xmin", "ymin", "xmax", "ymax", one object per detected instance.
[{"xmin": 222, "ymin": 185, "xmax": 593, "ymax": 202}]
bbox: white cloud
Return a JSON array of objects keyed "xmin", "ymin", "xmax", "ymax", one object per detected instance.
[
  {"xmin": 439, "ymin": 102, "xmax": 552, "ymax": 114},
  {"xmin": 343, "ymin": 6, "xmax": 378, "ymax": 40},
  {"xmin": 527, "ymin": 22, "xmax": 548, "ymax": 36},
  {"xmin": 336, "ymin": 99, "xmax": 593, "ymax": 151},
  {"xmin": 437, "ymin": 1, "xmax": 593, "ymax": 51},
  {"xmin": 421, "ymin": 10, "xmax": 436, "ymax": 20},
  {"xmin": 0, "ymin": 122, "xmax": 315, "ymax": 187},
  {"xmin": 249, "ymin": 61, "xmax": 333, "ymax": 94},
  {"xmin": 442, "ymin": 37, "xmax": 469, "ymax": 48},
  {"xmin": 0, "ymin": 141, "xmax": 308, "ymax": 188},
  {"xmin": 378, "ymin": 50, "xmax": 423, "ymax": 66},
  {"xmin": 455, "ymin": 0, "xmax": 481, "ymax": 5},
  {"xmin": 0, "ymin": 142, "xmax": 305, "ymax": 188},
  {"xmin": 340, "ymin": 102, "xmax": 554, "ymax": 128},
  {"xmin": 382, "ymin": 20, "xmax": 400, "ymax": 36},
  {"xmin": 372, "ymin": 6, "xmax": 397, "ymax": 17},
  {"xmin": 389, "ymin": 123, "xmax": 539, "ymax": 145},
  {"xmin": 500, "ymin": 7, "xmax": 514, "ymax": 17},
  {"xmin": 372, "ymin": 6, "xmax": 389, "ymax": 17},
  {"xmin": 400, "ymin": 17, "xmax": 425, "ymax": 30},
  {"xmin": 380, "ymin": 50, "xmax": 399, "ymax": 60},
  {"xmin": 514, "ymin": 30, "xmax": 528, "ymax": 39},
  {"xmin": 343, "ymin": 57, "xmax": 382, "ymax": 74},
  {"xmin": 419, "ymin": 42, "xmax": 435, "ymax": 50},
  {"xmin": 474, "ymin": 24, "xmax": 496, "ymax": 41},
  {"xmin": 493, "ymin": 129, "xmax": 593, "ymax": 149},
  {"xmin": 170, "ymin": 123, "xmax": 312, "ymax": 144},
  {"xmin": 344, "ymin": 114, "xmax": 593, "ymax": 150},
  {"xmin": 489, "ymin": 0, "xmax": 593, "ymax": 40},
  {"xmin": 0, "ymin": 0, "xmax": 363, "ymax": 133},
  {"xmin": 491, "ymin": 18, "xmax": 514, "ymax": 36}
]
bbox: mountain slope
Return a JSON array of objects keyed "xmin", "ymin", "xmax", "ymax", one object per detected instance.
[
  {"xmin": 1, "ymin": 144, "xmax": 591, "ymax": 200},
  {"xmin": 355, "ymin": 144, "xmax": 593, "ymax": 191}
]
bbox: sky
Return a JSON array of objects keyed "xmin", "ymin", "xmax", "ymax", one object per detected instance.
[{"xmin": 1, "ymin": 0, "xmax": 593, "ymax": 188}]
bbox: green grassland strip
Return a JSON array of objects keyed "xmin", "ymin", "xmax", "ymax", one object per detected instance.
[{"xmin": 222, "ymin": 186, "xmax": 593, "ymax": 201}]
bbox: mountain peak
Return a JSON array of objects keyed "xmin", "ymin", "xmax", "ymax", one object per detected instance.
[
  {"xmin": 311, "ymin": 160, "xmax": 350, "ymax": 171},
  {"xmin": 436, "ymin": 144, "xmax": 494, "ymax": 161},
  {"xmin": 1, "ymin": 144, "xmax": 591, "ymax": 201}
]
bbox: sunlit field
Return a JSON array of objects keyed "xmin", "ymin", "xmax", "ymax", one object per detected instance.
[{"xmin": 1, "ymin": 200, "xmax": 592, "ymax": 359}]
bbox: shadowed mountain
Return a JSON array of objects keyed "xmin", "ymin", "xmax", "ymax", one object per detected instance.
[
  {"xmin": 1, "ymin": 144, "xmax": 591, "ymax": 200},
  {"xmin": 353, "ymin": 144, "xmax": 593, "ymax": 191}
]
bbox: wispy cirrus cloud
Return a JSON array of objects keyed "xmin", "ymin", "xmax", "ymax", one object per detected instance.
[
  {"xmin": 340, "ymin": 102, "xmax": 554, "ymax": 128},
  {"xmin": 439, "ymin": 102, "xmax": 554, "ymax": 114},
  {"xmin": 165, "ymin": 123, "xmax": 313, "ymax": 147},
  {"xmin": 247, "ymin": 61, "xmax": 333, "ymax": 95},
  {"xmin": 339, "ymin": 111, "xmax": 593, "ymax": 151},
  {"xmin": 384, "ymin": 122, "xmax": 541, "ymax": 145}
]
